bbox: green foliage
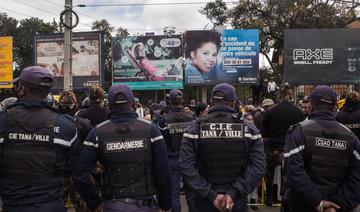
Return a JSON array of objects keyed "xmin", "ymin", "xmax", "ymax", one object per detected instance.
[
  {"xmin": 201, "ymin": 0, "xmax": 360, "ymax": 80},
  {"xmin": 92, "ymin": 19, "xmax": 129, "ymax": 90},
  {"xmin": 200, "ymin": 0, "xmax": 228, "ymax": 26},
  {"xmin": 0, "ymin": 13, "xmax": 59, "ymax": 72},
  {"xmin": 15, "ymin": 17, "xmax": 58, "ymax": 70},
  {"xmin": 116, "ymin": 27, "xmax": 129, "ymax": 37},
  {"xmin": 163, "ymin": 26, "xmax": 176, "ymax": 36},
  {"xmin": 92, "ymin": 19, "xmax": 114, "ymax": 90},
  {"xmin": 0, "ymin": 13, "xmax": 18, "ymax": 37}
]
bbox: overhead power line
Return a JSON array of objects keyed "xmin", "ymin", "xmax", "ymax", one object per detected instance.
[
  {"xmin": 0, "ymin": 6, "xmax": 32, "ymax": 18},
  {"xmin": 77, "ymin": 1, "xmax": 236, "ymax": 7},
  {"xmin": 41, "ymin": 0, "xmax": 98, "ymax": 21},
  {"xmin": 13, "ymin": 0, "xmax": 58, "ymax": 16},
  {"xmin": 11, "ymin": 0, "xmax": 93, "ymax": 28}
]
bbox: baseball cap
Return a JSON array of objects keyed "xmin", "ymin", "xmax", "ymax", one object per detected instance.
[
  {"xmin": 262, "ymin": 99, "xmax": 274, "ymax": 107},
  {"xmin": 169, "ymin": 89, "xmax": 183, "ymax": 100},
  {"xmin": 212, "ymin": 83, "xmax": 236, "ymax": 101},
  {"xmin": 13, "ymin": 66, "xmax": 53, "ymax": 87},
  {"xmin": 108, "ymin": 84, "xmax": 135, "ymax": 105},
  {"xmin": 309, "ymin": 85, "xmax": 337, "ymax": 105}
]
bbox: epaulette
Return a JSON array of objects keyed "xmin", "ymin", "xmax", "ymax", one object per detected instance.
[{"xmin": 287, "ymin": 123, "xmax": 299, "ymax": 134}]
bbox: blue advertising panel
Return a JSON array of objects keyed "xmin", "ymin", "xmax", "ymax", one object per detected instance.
[
  {"xmin": 34, "ymin": 32, "xmax": 104, "ymax": 90},
  {"xmin": 184, "ymin": 29, "xmax": 259, "ymax": 85},
  {"xmin": 112, "ymin": 35, "xmax": 183, "ymax": 90}
]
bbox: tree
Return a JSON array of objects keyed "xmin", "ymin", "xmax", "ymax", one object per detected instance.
[
  {"xmin": 201, "ymin": 0, "xmax": 360, "ymax": 80},
  {"xmin": 116, "ymin": 27, "xmax": 129, "ymax": 37},
  {"xmin": 14, "ymin": 17, "xmax": 58, "ymax": 71},
  {"xmin": 0, "ymin": 13, "xmax": 18, "ymax": 37},
  {"xmin": 163, "ymin": 26, "xmax": 176, "ymax": 36},
  {"xmin": 92, "ymin": 19, "xmax": 114, "ymax": 89}
]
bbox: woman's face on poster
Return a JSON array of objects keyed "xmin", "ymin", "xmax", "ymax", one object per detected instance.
[{"xmin": 191, "ymin": 42, "xmax": 218, "ymax": 73}]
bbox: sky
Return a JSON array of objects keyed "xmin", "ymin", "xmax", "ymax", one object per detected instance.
[
  {"xmin": 0, "ymin": 0, "xmax": 270, "ymax": 68},
  {"xmin": 1, "ymin": 0, "xmax": 221, "ymax": 34}
]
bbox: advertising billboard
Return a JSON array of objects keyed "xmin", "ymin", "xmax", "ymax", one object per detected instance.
[
  {"xmin": 112, "ymin": 35, "xmax": 183, "ymax": 90},
  {"xmin": 34, "ymin": 32, "xmax": 103, "ymax": 89},
  {"xmin": 184, "ymin": 29, "xmax": 259, "ymax": 86},
  {"xmin": 284, "ymin": 29, "xmax": 360, "ymax": 85},
  {"xmin": 0, "ymin": 36, "xmax": 13, "ymax": 88}
]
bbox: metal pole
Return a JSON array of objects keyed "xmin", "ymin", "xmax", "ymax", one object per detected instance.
[
  {"xmin": 63, "ymin": 0, "xmax": 73, "ymax": 91},
  {"xmin": 155, "ymin": 91, "xmax": 158, "ymax": 103},
  {"xmin": 201, "ymin": 86, "xmax": 207, "ymax": 104}
]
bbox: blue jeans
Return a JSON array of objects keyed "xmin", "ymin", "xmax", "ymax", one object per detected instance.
[
  {"xmin": 169, "ymin": 156, "xmax": 181, "ymax": 212},
  {"xmin": 3, "ymin": 199, "xmax": 66, "ymax": 212}
]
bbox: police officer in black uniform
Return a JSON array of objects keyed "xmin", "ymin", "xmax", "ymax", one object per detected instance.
[
  {"xmin": 180, "ymin": 83, "xmax": 266, "ymax": 212},
  {"xmin": 58, "ymin": 90, "xmax": 91, "ymax": 211},
  {"xmin": 284, "ymin": 85, "xmax": 360, "ymax": 212},
  {"xmin": 159, "ymin": 89, "xmax": 194, "ymax": 212},
  {"xmin": 0, "ymin": 66, "xmax": 78, "ymax": 212},
  {"xmin": 73, "ymin": 84, "xmax": 172, "ymax": 212},
  {"xmin": 336, "ymin": 91, "xmax": 360, "ymax": 139}
]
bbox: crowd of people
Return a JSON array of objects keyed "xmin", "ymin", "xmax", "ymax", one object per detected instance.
[{"xmin": 0, "ymin": 65, "xmax": 360, "ymax": 212}]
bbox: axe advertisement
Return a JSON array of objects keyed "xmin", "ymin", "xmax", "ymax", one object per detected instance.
[{"xmin": 284, "ymin": 29, "xmax": 360, "ymax": 85}]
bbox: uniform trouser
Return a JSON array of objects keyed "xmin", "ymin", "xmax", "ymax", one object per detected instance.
[
  {"xmin": 169, "ymin": 156, "xmax": 181, "ymax": 212},
  {"xmin": 103, "ymin": 200, "xmax": 156, "ymax": 212},
  {"xmin": 3, "ymin": 199, "xmax": 66, "ymax": 212},
  {"xmin": 265, "ymin": 145, "xmax": 284, "ymax": 202},
  {"xmin": 192, "ymin": 195, "xmax": 248, "ymax": 212},
  {"xmin": 184, "ymin": 187, "xmax": 196, "ymax": 212}
]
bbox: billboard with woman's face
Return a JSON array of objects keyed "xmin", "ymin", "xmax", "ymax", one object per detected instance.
[
  {"xmin": 112, "ymin": 35, "xmax": 183, "ymax": 90},
  {"xmin": 184, "ymin": 29, "xmax": 259, "ymax": 86}
]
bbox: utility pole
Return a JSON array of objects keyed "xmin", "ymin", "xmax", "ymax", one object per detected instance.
[{"xmin": 63, "ymin": 0, "xmax": 73, "ymax": 91}]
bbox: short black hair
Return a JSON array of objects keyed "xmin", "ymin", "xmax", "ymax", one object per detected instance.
[
  {"xmin": 184, "ymin": 30, "xmax": 221, "ymax": 58},
  {"xmin": 194, "ymin": 102, "xmax": 207, "ymax": 116}
]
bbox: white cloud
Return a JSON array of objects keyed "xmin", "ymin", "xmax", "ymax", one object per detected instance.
[{"xmin": 1, "ymin": 0, "xmax": 214, "ymax": 34}]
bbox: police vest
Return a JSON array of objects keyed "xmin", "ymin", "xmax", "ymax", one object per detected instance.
[
  {"xmin": 198, "ymin": 112, "xmax": 248, "ymax": 192},
  {"xmin": 1, "ymin": 106, "xmax": 61, "ymax": 186},
  {"xmin": 338, "ymin": 109, "xmax": 360, "ymax": 139},
  {"xmin": 301, "ymin": 119, "xmax": 354, "ymax": 197},
  {"xmin": 97, "ymin": 118, "xmax": 156, "ymax": 199},
  {"xmin": 165, "ymin": 111, "xmax": 193, "ymax": 153}
]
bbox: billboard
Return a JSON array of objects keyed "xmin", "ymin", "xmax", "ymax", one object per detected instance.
[
  {"xmin": 184, "ymin": 29, "xmax": 259, "ymax": 86},
  {"xmin": 112, "ymin": 35, "xmax": 183, "ymax": 90},
  {"xmin": 284, "ymin": 29, "xmax": 360, "ymax": 85},
  {"xmin": 34, "ymin": 32, "xmax": 103, "ymax": 89},
  {"xmin": 0, "ymin": 36, "xmax": 13, "ymax": 88}
]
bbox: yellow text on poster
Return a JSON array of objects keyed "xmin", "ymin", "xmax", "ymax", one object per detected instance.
[{"xmin": 0, "ymin": 36, "xmax": 13, "ymax": 88}]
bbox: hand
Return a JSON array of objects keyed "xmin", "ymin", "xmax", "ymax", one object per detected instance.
[
  {"xmin": 324, "ymin": 207, "xmax": 337, "ymax": 212},
  {"xmin": 213, "ymin": 194, "xmax": 225, "ymax": 211},
  {"xmin": 315, "ymin": 200, "xmax": 340, "ymax": 212},
  {"xmin": 221, "ymin": 194, "xmax": 234, "ymax": 212},
  {"xmin": 323, "ymin": 200, "xmax": 340, "ymax": 212}
]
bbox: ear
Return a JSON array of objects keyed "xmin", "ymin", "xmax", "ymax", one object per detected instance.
[
  {"xmin": 190, "ymin": 50, "xmax": 195, "ymax": 60},
  {"xmin": 131, "ymin": 102, "xmax": 137, "ymax": 110},
  {"xmin": 333, "ymin": 104, "xmax": 337, "ymax": 112}
]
